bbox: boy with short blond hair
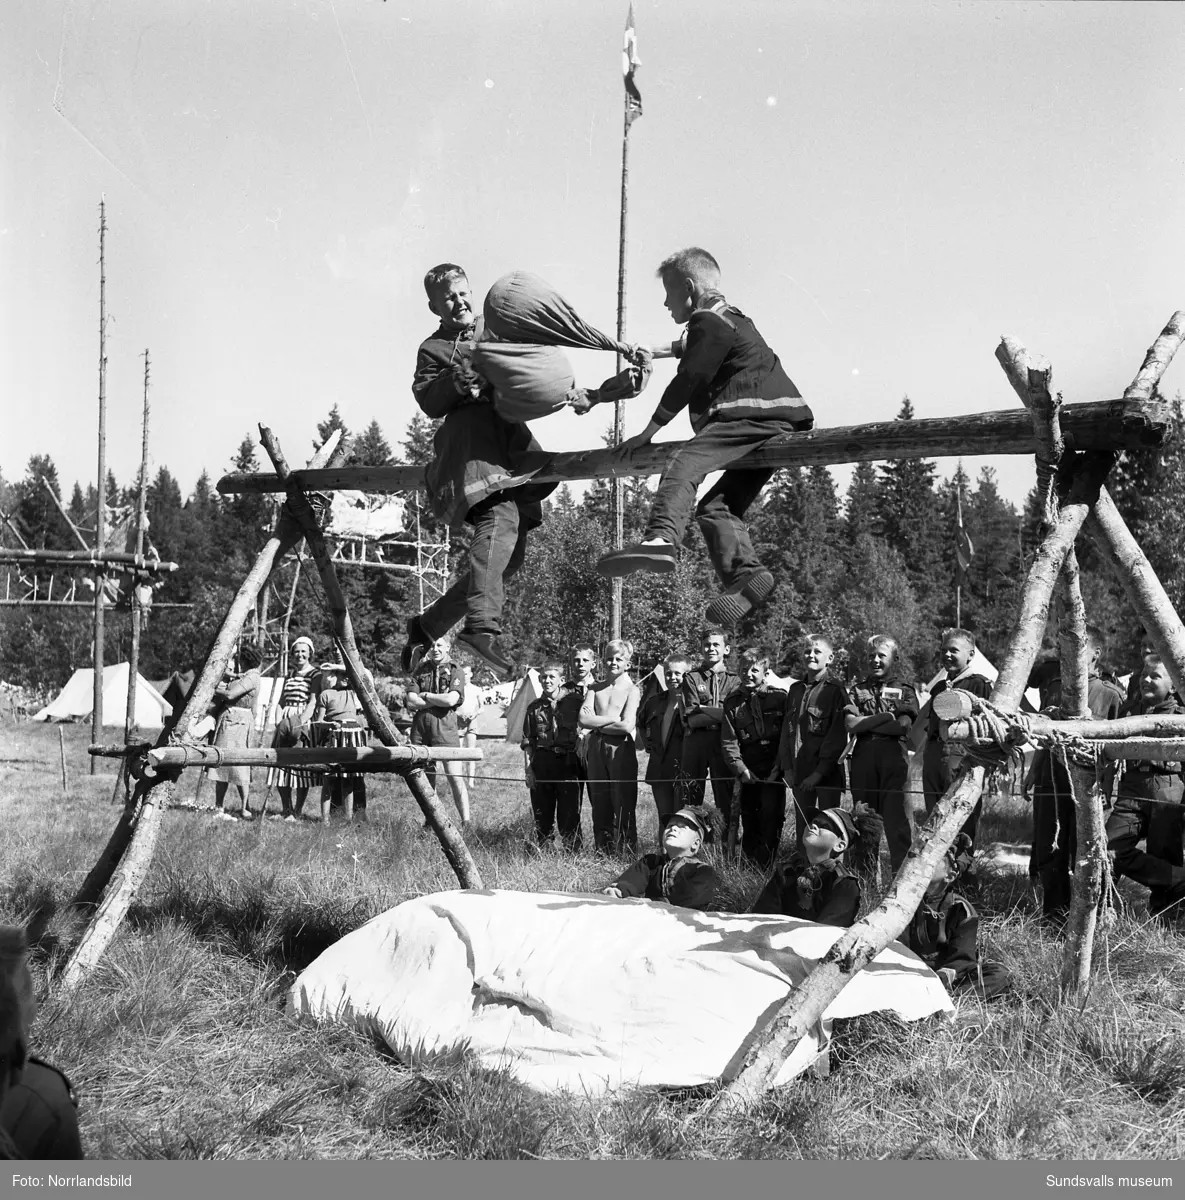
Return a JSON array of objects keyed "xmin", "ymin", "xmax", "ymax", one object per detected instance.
[
  {"xmin": 579, "ymin": 640, "xmax": 641, "ymax": 855},
  {"xmin": 778, "ymin": 633, "xmax": 849, "ymax": 848},
  {"xmin": 680, "ymin": 627, "xmax": 740, "ymax": 814},
  {"xmin": 596, "ymin": 248, "xmax": 813, "ymax": 626},
  {"xmin": 922, "ymin": 628, "xmax": 993, "ymax": 851},
  {"xmin": 407, "ymin": 635, "xmax": 471, "ymax": 825},
  {"xmin": 721, "ymin": 646, "xmax": 789, "ymax": 867},
  {"xmin": 845, "ymin": 634, "xmax": 920, "ymax": 876},
  {"xmin": 522, "ymin": 661, "xmax": 583, "ymax": 850}
]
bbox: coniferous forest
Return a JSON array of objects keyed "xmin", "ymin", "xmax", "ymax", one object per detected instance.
[{"xmin": 3, "ymin": 396, "xmax": 1183, "ymax": 692}]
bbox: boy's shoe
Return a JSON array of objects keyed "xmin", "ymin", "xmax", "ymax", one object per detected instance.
[
  {"xmin": 457, "ymin": 630, "xmax": 513, "ymax": 677},
  {"xmin": 596, "ymin": 540, "xmax": 677, "ymax": 578},
  {"xmin": 705, "ymin": 569, "xmax": 776, "ymax": 625},
  {"xmin": 400, "ymin": 614, "xmax": 431, "ymax": 672}
]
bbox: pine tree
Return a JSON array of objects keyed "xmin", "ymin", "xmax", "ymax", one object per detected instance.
[
  {"xmin": 843, "ymin": 461, "xmax": 880, "ymax": 545},
  {"xmin": 352, "ymin": 419, "xmax": 394, "ymax": 467},
  {"xmin": 315, "ymin": 404, "xmax": 350, "ymax": 453}
]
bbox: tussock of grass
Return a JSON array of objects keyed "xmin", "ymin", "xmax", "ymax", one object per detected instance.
[{"xmin": 2, "ymin": 719, "xmax": 1183, "ymax": 1159}]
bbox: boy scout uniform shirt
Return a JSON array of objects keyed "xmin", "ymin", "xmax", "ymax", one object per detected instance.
[
  {"xmin": 906, "ymin": 890, "xmax": 980, "ymax": 980},
  {"xmin": 612, "ymin": 853, "xmax": 718, "ymax": 911},
  {"xmin": 1122, "ymin": 695, "xmax": 1185, "ymax": 790},
  {"xmin": 780, "ymin": 670, "xmax": 850, "ymax": 778},
  {"xmin": 849, "ymin": 673, "xmax": 920, "ymax": 742},
  {"xmin": 721, "ymin": 684, "xmax": 788, "ymax": 778},
  {"xmin": 681, "ymin": 667, "xmax": 741, "ymax": 731},
  {"xmin": 412, "ymin": 660, "xmax": 465, "ymax": 721},
  {"xmin": 751, "ymin": 854, "xmax": 861, "ymax": 927},
  {"xmin": 926, "ymin": 673, "xmax": 992, "ymax": 741},
  {"xmin": 523, "ymin": 694, "xmax": 581, "ymax": 755}
]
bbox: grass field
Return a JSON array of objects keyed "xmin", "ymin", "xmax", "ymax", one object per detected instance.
[{"xmin": 1, "ymin": 717, "xmax": 1183, "ymax": 1160}]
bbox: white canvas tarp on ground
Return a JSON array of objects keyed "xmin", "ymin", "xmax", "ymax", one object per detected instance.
[
  {"xmin": 288, "ymin": 890, "xmax": 953, "ymax": 1095},
  {"xmin": 33, "ymin": 663, "xmax": 172, "ymax": 729}
]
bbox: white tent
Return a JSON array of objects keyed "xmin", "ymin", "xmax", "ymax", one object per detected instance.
[{"xmin": 33, "ymin": 663, "xmax": 172, "ymax": 730}]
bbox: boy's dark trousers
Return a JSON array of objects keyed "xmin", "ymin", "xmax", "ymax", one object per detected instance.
[
  {"xmin": 644, "ymin": 418, "xmax": 799, "ymax": 586},
  {"xmin": 420, "ymin": 494, "xmax": 528, "ymax": 639},
  {"xmin": 739, "ymin": 779, "xmax": 787, "ymax": 868},
  {"xmin": 1029, "ymin": 750, "xmax": 1079, "ymax": 917},
  {"xmin": 681, "ymin": 727, "xmax": 734, "ymax": 818},
  {"xmin": 791, "ymin": 765, "xmax": 845, "ymax": 846},
  {"xmin": 587, "ymin": 731, "xmax": 639, "ymax": 855},
  {"xmin": 529, "ymin": 747, "xmax": 583, "ymax": 850},
  {"xmin": 922, "ymin": 741, "xmax": 982, "ymax": 849},
  {"xmin": 646, "ymin": 738, "xmax": 685, "ymax": 829},
  {"xmin": 849, "ymin": 736, "xmax": 912, "ymax": 874},
  {"xmin": 1106, "ymin": 768, "xmax": 1185, "ymax": 914}
]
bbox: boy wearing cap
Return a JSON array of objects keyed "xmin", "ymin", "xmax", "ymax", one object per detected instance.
[
  {"xmin": 521, "ymin": 661, "xmax": 583, "ymax": 851},
  {"xmin": 721, "ymin": 646, "xmax": 789, "ymax": 868},
  {"xmin": 602, "ymin": 807, "xmax": 718, "ymax": 911},
  {"xmin": 778, "ymin": 633, "xmax": 850, "ymax": 849},
  {"xmin": 751, "ymin": 807, "xmax": 863, "ymax": 927},
  {"xmin": 311, "ymin": 660, "xmax": 372, "ymax": 823},
  {"xmin": 845, "ymin": 635, "xmax": 920, "ymax": 877},
  {"xmin": 408, "ymin": 635, "xmax": 471, "ymax": 825},
  {"xmin": 906, "ymin": 834, "xmax": 1012, "ymax": 999}
]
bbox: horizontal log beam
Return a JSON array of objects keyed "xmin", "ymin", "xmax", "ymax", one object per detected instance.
[
  {"xmin": 0, "ymin": 549, "xmax": 178, "ymax": 573},
  {"xmin": 937, "ymin": 702, "xmax": 1185, "ymax": 741},
  {"xmin": 88, "ymin": 744, "xmax": 483, "ymax": 768},
  {"xmin": 216, "ymin": 396, "xmax": 1168, "ymax": 495}
]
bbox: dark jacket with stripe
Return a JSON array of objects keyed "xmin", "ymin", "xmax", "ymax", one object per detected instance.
[
  {"xmin": 612, "ymin": 853, "xmax": 718, "ymax": 910},
  {"xmin": 650, "ymin": 292, "xmax": 813, "ymax": 434},
  {"xmin": 751, "ymin": 854, "xmax": 861, "ymax": 927},
  {"xmin": 721, "ymin": 683, "xmax": 788, "ymax": 779},
  {"xmin": 778, "ymin": 671, "xmax": 850, "ymax": 782}
]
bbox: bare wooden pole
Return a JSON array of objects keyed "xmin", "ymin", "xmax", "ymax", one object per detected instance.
[
  {"xmin": 61, "ymin": 433, "xmax": 345, "ymax": 992},
  {"xmin": 258, "ymin": 426, "xmax": 484, "ymax": 890},
  {"xmin": 58, "ymin": 727, "xmax": 68, "ymax": 792},
  {"xmin": 91, "ymin": 200, "xmax": 108, "ymax": 772}
]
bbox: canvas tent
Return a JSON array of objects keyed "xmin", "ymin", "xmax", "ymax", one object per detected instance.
[{"xmin": 33, "ymin": 663, "xmax": 172, "ymax": 730}]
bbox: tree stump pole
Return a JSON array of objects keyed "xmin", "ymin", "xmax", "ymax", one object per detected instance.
[
  {"xmin": 258, "ymin": 426, "xmax": 483, "ymax": 890},
  {"xmin": 59, "ymin": 434, "xmax": 344, "ymax": 993}
]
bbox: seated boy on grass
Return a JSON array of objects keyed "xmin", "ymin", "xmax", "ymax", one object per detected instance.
[
  {"xmin": 751, "ymin": 807, "xmax": 863, "ymax": 928},
  {"xmin": 906, "ymin": 834, "xmax": 1012, "ymax": 1000},
  {"xmin": 602, "ymin": 806, "xmax": 718, "ymax": 911},
  {"xmin": 597, "ymin": 247, "xmax": 813, "ymax": 627}
]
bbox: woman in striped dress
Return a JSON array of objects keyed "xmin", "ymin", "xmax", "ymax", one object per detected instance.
[{"xmin": 266, "ymin": 636, "xmax": 318, "ymax": 820}]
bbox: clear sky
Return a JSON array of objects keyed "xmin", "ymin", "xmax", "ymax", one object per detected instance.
[{"xmin": 3, "ymin": 0, "xmax": 1183, "ymax": 509}]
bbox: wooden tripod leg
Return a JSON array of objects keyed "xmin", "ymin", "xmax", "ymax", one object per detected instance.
[
  {"xmin": 258, "ymin": 426, "xmax": 484, "ymax": 891},
  {"xmin": 61, "ymin": 434, "xmax": 345, "ymax": 993}
]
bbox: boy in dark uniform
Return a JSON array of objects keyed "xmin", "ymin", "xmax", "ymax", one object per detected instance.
[
  {"xmin": 602, "ymin": 807, "xmax": 718, "ymax": 911},
  {"xmin": 845, "ymin": 635, "xmax": 920, "ymax": 877},
  {"xmin": 0, "ymin": 927, "xmax": 82, "ymax": 1160},
  {"xmin": 522, "ymin": 662, "xmax": 583, "ymax": 851},
  {"xmin": 597, "ymin": 247, "xmax": 813, "ymax": 625},
  {"xmin": 751, "ymin": 808, "xmax": 863, "ymax": 927},
  {"xmin": 922, "ymin": 629, "xmax": 993, "ymax": 851},
  {"xmin": 1106, "ymin": 654, "xmax": 1185, "ymax": 923},
  {"xmin": 637, "ymin": 653, "xmax": 691, "ymax": 832},
  {"xmin": 906, "ymin": 834, "xmax": 1012, "ymax": 999},
  {"xmin": 778, "ymin": 633, "xmax": 849, "ymax": 848},
  {"xmin": 401, "ymin": 263, "xmax": 555, "ymax": 677},
  {"xmin": 679, "ymin": 628, "xmax": 740, "ymax": 817},
  {"xmin": 407, "ymin": 636, "xmax": 470, "ymax": 824},
  {"xmin": 721, "ymin": 647, "xmax": 789, "ymax": 867},
  {"xmin": 1027, "ymin": 625, "xmax": 1125, "ymax": 923}
]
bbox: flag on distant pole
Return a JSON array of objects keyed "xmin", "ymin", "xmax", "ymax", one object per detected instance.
[
  {"xmin": 623, "ymin": 3, "xmax": 642, "ymax": 127},
  {"xmin": 955, "ymin": 486, "xmax": 974, "ymax": 586}
]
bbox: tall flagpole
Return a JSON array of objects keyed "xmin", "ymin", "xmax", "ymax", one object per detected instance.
[
  {"xmin": 91, "ymin": 200, "xmax": 109, "ymax": 771},
  {"xmin": 955, "ymin": 471, "xmax": 965, "ymax": 628},
  {"xmin": 612, "ymin": 4, "xmax": 643, "ymax": 643}
]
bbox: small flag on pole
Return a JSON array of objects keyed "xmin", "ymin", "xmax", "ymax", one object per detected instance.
[
  {"xmin": 956, "ymin": 488, "xmax": 974, "ymax": 583},
  {"xmin": 623, "ymin": 3, "xmax": 642, "ymax": 127}
]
